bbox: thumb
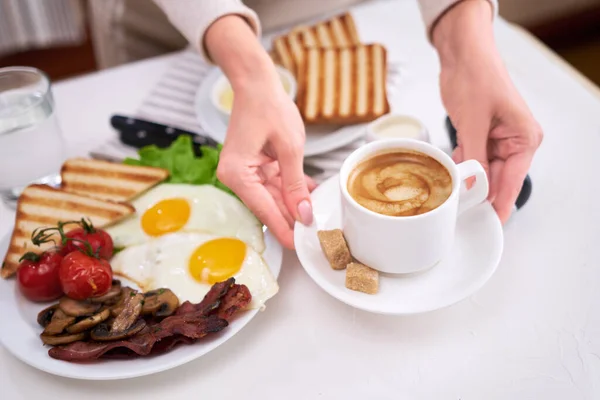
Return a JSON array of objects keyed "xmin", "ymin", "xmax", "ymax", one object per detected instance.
[
  {"xmin": 273, "ymin": 139, "xmax": 313, "ymax": 226},
  {"xmin": 455, "ymin": 118, "xmax": 490, "ymax": 188},
  {"xmin": 493, "ymin": 154, "xmax": 530, "ymax": 223}
]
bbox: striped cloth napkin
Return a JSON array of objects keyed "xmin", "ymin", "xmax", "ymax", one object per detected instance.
[{"xmin": 90, "ymin": 47, "xmax": 402, "ymax": 184}]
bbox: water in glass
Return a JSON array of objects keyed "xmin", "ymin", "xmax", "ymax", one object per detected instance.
[{"xmin": 0, "ymin": 67, "xmax": 65, "ymax": 206}]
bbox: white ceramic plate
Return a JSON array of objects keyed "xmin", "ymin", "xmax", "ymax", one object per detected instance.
[
  {"xmin": 194, "ymin": 67, "xmax": 368, "ymax": 157},
  {"xmin": 0, "ymin": 230, "xmax": 282, "ymax": 380},
  {"xmin": 294, "ymin": 175, "xmax": 504, "ymax": 315}
]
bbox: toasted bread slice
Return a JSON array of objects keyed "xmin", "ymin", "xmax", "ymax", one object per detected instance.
[
  {"xmin": 1, "ymin": 185, "xmax": 134, "ymax": 279},
  {"xmin": 61, "ymin": 158, "xmax": 169, "ymax": 202},
  {"xmin": 273, "ymin": 12, "xmax": 361, "ymax": 76},
  {"xmin": 295, "ymin": 43, "xmax": 390, "ymax": 125}
]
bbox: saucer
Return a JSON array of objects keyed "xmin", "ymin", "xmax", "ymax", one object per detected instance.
[
  {"xmin": 194, "ymin": 67, "xmax": 368, "ymax": 157},
  {"xmin": 294, "ymin": 175, "xmax": 504, "ymax": 315}
]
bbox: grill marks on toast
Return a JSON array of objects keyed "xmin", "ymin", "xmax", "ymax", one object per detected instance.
[
  {"xmin": 274, "ymin": 36, "xmax": 295, "ymax": 75},
  {"xmin": 356, "ymin": 45, "xmax": 368, "ymax": 118},
  {"xmin": 273, "ymin": 12, "xmax": 361, "ymax": 77},
  {"xmin": 61, "ymin": 158, "xmax": 169, "ymax": 202},
  {"xmin": 3, "ymin": 160, "xmax": 167, "ymax": 279},
  {"xmin": 303, "ymin": 48, "xmax": 320, "ymax": 121},
  {"xmin": 1, "ymin": 185, "xmax": 135, "ymax": 279},
  {"xmin": 296, "ymin": 44, "xmax": 389, "ymax": 124},
  {"xmin": 322, "ymin": 49, "xmax": 338, "ymax": 119},
  {"xmin": 313, "ymin": 13, "xmax": 359, "ymax": 47},
  {"xmin": 339, "ymin": 47, "xmax": 353, "ymax": 119},
  {"xmin": 306, "ymin": 13, "xmax": 359, "ymax": 48},
  {"xmin": 272, "ymin": 12, "xmax": 391, "ymax": 125},
  {"xmin": 372, "ymin": 44, "xmax": 387, "ymax": 117}
]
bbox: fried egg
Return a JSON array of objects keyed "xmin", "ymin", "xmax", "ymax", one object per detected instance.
[
  {"xmin": 110, "ymin": 232, "xmax": 278, "ymax": 309},
  {"xmin": 106, "ymin": 184, "xmax": 265, "ymax": 253}
]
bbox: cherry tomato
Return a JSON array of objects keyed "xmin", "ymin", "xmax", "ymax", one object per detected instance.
[
  {"xmin": 16, "ymin": 251, "xmax": 64, "ymax": 302},
  {"xmin": 62, "ymin": 226, "xmax": 114, "ymax": 260},
  {"xmin": 59, "ymin": 251, "xmax": 113, "ymax": 300}
]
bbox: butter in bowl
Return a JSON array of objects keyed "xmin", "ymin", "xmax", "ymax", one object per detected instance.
[
  {"xmin": 210, "ymin": 65, "xmax": 297, "ymax": 123},
  {"xmin": 366, "ymin": 114, "xmax": 430, "ymax": 143}
]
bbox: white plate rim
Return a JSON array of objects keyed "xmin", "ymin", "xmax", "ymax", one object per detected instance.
[
  {"xmin": 0, "ymin": 227, "xmax": 282, "ymax": 380},
  {"xmin": 294, "ymin": 174, "xmax": 504, "ymax": 315},
  {"xmin": 194, "ymin": 67, "xmax": 368, "ymax": 157}
]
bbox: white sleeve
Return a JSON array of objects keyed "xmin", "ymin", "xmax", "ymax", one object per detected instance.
[
  {"xmin": 152, "ymin": 0, "xmax": 261, "ymax": 63},
  {"xmin": 417, "ymin": 0, "xmax": 498, "ymax": 40}
]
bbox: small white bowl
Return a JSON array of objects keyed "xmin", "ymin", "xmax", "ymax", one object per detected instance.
[
  {"xmin": 210, "ymin": 65, "xmax": 297, "ymax": 124},
  {"xmin": 366, "ymin": 113, "xmax": 430, "ymax": 143}
]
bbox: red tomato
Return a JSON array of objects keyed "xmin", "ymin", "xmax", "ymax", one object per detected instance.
[
  {"xmin": 16, "ymin": 251, "xmax": 64, "ymax": 302},
  {"xmin": 62, "ymin": 226, "xmax": 114, "ymax": 260},
  {"xmin": 59, "ymin": 252, "xmax": 113, "ymax": 300}
]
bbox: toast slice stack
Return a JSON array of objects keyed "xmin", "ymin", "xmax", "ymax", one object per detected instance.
[
  {"xmin": 273, "ymin": 12, "xmax": 361, "ymax": 77},
  {"xmin": 61, "ymin": 158, "xmax": 169, "ymax": 202},
  {"xmin": 272, "ymin": 12, "xmax": 390, "ymax": 125},
  {"xmin": 1, "ymin": 185, "xmax": 135, "ymax": 278},
  {"xmin": 295, "ymin": 44, "xmax": 390, "ymax": 124}
]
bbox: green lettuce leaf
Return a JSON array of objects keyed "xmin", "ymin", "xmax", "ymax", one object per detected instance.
[{"xmin": 123, "ymin": 135, "xmax": 236, "ymax": 197}]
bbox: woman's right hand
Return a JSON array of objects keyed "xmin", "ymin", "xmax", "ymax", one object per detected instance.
[
  {"xmin": 205, "ymin": 15, "xmax": 316, "ymax": 249},
  {"xmin": 216, "ymin": 73, "xmax": 316, "ymax": 249}
]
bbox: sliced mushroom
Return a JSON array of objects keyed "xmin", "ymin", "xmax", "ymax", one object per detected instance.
[
  {"xmin": 37, "ymin": 304, "xmax": 59, "ymax": 328},
  {"xmin": 111, "ymin": 291, "xmax": 144, "ymax": 332},
  {"xmin": 66, "ymin": 309, "xmax": 111, "ymax": 334},
  {"xmin": 142, "ymin": 288, "xmax": 180, "ymax": 317},
  {"xmin": 59, "ymin": 297, "xmax": 101, "ymax": 317},
  {"xmin": 109, "ymin": 287, "xmax": 133, "ymax": 317},
  {"xmin": 110, "ymin": 304, "xmax": 124, "ymax": 318},
  {"xmin": 90, "ymin": 319, "xmax": 146, "ymax": 341},
  {"xmin": 42, "ymin": 309, "xmax": 76, "ymax": 336},
  {"xmin": 41, "ymin": 332, "xmax": 86, "ymax": 346},
  {"xmin": 89, "ymin": 281, "xmax": 122, "ymax": 304}
]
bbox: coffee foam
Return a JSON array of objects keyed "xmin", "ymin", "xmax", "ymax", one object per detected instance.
[{"xmin": 347, "ymin": 150, "xmax": 452, "ymax": 216}]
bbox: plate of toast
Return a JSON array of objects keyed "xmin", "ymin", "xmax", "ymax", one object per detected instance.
[{"xmin": 195, "ymin": 12, "xmax": 394, "ymax": 157}]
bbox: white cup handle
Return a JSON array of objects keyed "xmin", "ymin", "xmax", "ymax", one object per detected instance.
[{"xmin": 457, "ymin": 160, "xmax": 489, "ymax": 215}]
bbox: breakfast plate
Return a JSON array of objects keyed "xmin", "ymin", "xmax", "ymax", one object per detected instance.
[
  {"xmin": 294, "ymin": 174, "xmax": 504, "ymax": 315},
  {"xmin": 194, "ymin": 67, "xmax": 368, "ymax": 157},
  {"xmin": 0, "ymin": 229, "xmax": 283, "ymax": 380}
]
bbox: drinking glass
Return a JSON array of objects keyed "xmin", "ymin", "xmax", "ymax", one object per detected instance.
[{"xmin": 0, "ymin": 66, "xmax": 65, "ymax": 207}]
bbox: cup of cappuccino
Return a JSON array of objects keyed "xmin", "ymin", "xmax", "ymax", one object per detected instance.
[{"xmin": 339, "ymin": 138, "xmax": 489, "ymax": 274}]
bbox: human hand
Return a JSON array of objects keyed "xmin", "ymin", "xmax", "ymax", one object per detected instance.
[
  {"xmin": 440, "ymin": 53, "xmax": 542, "ymax": 223},
  {"xmin": 433, "ymin": 0, "xmax": 543, "ymax": 223},
  {"xmin": 205, "ymin": 15, "xmax": 316, "ymax": 249},
  {"xmin": 216, "ymin": 80, "xmax": 316, "ymax": 249}
]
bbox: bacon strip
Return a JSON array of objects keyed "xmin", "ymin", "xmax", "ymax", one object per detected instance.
[
  {"xmin": 150, "ymin": 335, "xmax": 196, "ymax": 356},
  {"xmin": 48, "ymin": 316, "xmax": 227, "ymax": 361},
  {"xmin": 175, "ymin": 278, "xmax": 235, "ymax": 316},
  {"xmin": 47, "ymin": 281, "xmax": 251, "ymax": 362},
  {"xmin": 216, "ymin": 283, "xmax": 252, "ymax": 321}
]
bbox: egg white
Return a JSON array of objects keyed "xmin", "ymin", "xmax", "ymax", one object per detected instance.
[
  {"xmin": 109, "ymin": 232, "xmax": 278, "ymax": 309},
  {"xmin": 106, "ymin": 183, "xmax": 265, "ymax": 253}
]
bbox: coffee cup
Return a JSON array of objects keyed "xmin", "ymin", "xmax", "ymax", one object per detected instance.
[{"xmin": 339, "ymin": 138, "xmax": 489, "ymax": 274}]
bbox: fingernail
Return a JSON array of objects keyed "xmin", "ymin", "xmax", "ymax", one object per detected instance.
[{"xmin": 297, "ymin": 200, "xmax": 314, "ymax": 225}]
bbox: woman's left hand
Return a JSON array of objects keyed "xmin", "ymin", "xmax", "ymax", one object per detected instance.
[{"xmin": 433, "ymin": 0, "xmax": 543, "ymax": 223}]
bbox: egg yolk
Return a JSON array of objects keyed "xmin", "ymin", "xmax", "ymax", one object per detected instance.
[
  {"xmin": 189, "ymin": 238, "xmax": 246, "ymax": 284},
  {"xmin": 141, "ymin": 198, "xmax": 191, "ymax": 236}
]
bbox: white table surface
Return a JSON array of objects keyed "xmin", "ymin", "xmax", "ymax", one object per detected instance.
[{"xmin": 2, "ymin": 1, "xmax": 600, "ymax": 399}]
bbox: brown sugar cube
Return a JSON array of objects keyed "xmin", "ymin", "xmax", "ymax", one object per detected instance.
[
  {"xmin": 345, "ymin": 262, "xmax": 379, "ymax": 294},
  {"xmin": 317, "ymin": 229, "xmax": 352, "ymax": 270}
]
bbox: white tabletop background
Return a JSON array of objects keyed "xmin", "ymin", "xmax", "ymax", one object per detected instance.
[{"xmin": 1, "ymin": 1, "xmax": 600, "ymax": 399}]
